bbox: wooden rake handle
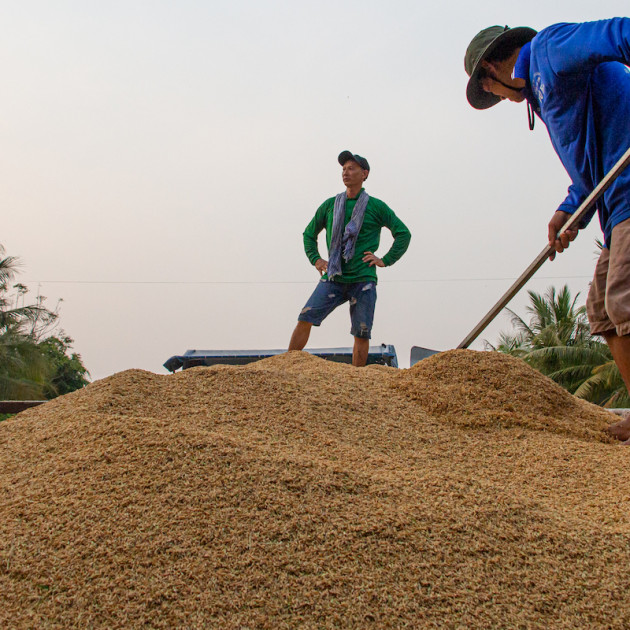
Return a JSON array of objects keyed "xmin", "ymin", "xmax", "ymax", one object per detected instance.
[{"xmin": 457, "ymin": 145, "xmax": 630, "ymax": 350}]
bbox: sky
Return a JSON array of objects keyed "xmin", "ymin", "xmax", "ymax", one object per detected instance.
[{"xmin": 1, "ymin": 1, "xmax": 628, "ymax": 379}]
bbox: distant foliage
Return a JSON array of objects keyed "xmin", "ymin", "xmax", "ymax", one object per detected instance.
[
  {"xmin": 487, "ymin": 285, "xmax": 630, "ymax": 408},
  {"xmin": 39, "ymin": 335, "xmax": 90, "ymax": 397},
  {"xmin": 0, "ymin": 244, "xmax": 90, "ymax": 400}
]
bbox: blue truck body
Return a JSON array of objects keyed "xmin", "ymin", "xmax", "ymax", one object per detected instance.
[{"xmin": 164, "ymin": 345, "xmax": 398, "ymax": 372}]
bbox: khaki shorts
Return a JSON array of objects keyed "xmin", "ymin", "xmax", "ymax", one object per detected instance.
[{"xmin": 587, "ymin": 218, "xmax": 630, "ymax": 336}]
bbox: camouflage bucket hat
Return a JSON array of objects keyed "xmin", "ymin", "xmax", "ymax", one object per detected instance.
[{"xmin": 465, "ymin": 25, "xmax": 537, "ymax": 109}]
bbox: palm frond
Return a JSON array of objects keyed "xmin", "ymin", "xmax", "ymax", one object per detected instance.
[{"xmin": 491, "ymin": 283, "xmax": 629, "ymax": 408}]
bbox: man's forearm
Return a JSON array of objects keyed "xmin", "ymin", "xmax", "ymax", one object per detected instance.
[{"xmin": 382, "ymin": 231, "xmax": 411, "ymax": 266}]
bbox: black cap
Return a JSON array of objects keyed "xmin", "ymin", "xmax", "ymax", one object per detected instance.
[{"xmin": 338, "ymin": 150, "xmax": 370, "ymax": 171}]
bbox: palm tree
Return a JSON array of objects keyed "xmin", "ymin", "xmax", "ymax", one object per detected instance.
[
  {"xmin": 0, "ymin": 245, "xmax": 59, "ymax": 399},
  {"xmin": 525, "ymin": 341, "xmax": 614, "ymax": 399},
  {"xmin": 488, "ymin": 285, "xmax": 628, "ymax": 406},
  {"xmin": 0, "ymin": 248, "xmax": 57, "ymax": 335},
  {"xmin": 0, "ymin": 245, "xmax": 90, "ymax": 405},
  {"xmin": 506, "ymin": 285, "xmax": 591, "ymax": 347},
  {"xmin": 572, "ymin": 354, "xmax": 630, "ymax": 407},
  {"xmin": 487, "ymin": 285, "xmax": 594, "ymax": 363},
  {"xmin": 0, "ymin": 326, "xmax": 52, "ymax": 399}
]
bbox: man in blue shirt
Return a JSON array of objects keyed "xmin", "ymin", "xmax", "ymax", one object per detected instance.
[{"xmin": 464, "ymin": 19, "xmax": 630, "ymax": 442}]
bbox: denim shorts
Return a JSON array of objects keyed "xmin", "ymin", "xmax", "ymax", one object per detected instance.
[{"xmin": 298, "ymin": 279, "xmax": 377, "ymax": 338}]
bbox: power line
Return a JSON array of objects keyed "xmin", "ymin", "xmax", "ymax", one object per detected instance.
[{"xmin": 25, "ymin": 275, "xmax": 593, "ymax": 286}]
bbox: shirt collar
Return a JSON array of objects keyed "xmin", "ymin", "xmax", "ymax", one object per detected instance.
[
  {"xmin": 347, "ymin": 187, "xmax": 365, "ymax": 200},
  {"xmin": 513, "ymin": 41, "xmax": 531, "ymax": 81},
  {"xmin": 512, "ymin": 41, "xmax": 539, "ymax": 118}
]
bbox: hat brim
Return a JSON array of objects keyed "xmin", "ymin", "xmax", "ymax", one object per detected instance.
[{"xmin": 466, "ymin": 27, "xmax": 537, "ymax": 110}]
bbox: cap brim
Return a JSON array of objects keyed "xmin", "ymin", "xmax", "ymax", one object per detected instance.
[
  {"xmin": 338, "ymin": 150, "xmax": 354, "ymax": 166},
  {"xmin": 466, "ymin": 27, "xmax": 537, "ymax": 110}
]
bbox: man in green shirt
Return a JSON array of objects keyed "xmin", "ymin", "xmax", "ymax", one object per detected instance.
[{"xmin": 288, "ymin": 150, "xmax": 411, "ymax": 366}]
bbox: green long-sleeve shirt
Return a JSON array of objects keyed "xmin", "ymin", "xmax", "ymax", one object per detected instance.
[{"xmin": 303, "ymin": 189, "xmax": 411, "ymax": 283}]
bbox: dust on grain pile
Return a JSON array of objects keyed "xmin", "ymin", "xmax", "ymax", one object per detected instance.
[{"xmin": 1, "ymin": 349, "xmax": 629, "ymax": 629}]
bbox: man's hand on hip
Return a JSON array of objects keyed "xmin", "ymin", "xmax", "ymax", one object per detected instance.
[
  {"xmin": 362, "ymin": 252, "xmax": 384, "ymax": 267},
  {"xmin": 548, "ymin": 210, "xmax": 578, "ymax": 261},
  {"xmin": 315, "ymin": 258, "xmax": 328, "ymax": 275}
]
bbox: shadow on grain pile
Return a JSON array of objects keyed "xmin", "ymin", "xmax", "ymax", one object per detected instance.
[{"xmin": 1, "ymin": 349, "xmax": 630, "ymax": 629}]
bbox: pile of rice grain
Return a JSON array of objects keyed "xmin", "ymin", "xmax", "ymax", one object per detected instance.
[
  {"xmin": 1, "ymin": 349, "xmax": 629, "ymax": 629},
  {"xmin": 395, "ymin": 349, "xmax": 615, "ymax": 440}
]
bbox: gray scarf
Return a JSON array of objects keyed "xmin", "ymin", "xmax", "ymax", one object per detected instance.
[{"xmin": 327, "ymin": 189, "xmax": 369, "ymax": 280}]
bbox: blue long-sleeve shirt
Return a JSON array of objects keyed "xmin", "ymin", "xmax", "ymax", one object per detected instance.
[{"xmin": 514, "ymin": 18, "xmax": 630, "ymax": 247}]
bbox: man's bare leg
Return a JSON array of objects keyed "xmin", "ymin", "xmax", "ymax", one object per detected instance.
[
  {"xmin": 288, "ymin": 321, "xmax": 312, "ymax": 351},
  {"xmin": 603, "ymin": 331, "xmax": 630, "ymax": 442},
  {"xmin": 352, "ymin": 336, "xmax": 369, "ymax": 367}
]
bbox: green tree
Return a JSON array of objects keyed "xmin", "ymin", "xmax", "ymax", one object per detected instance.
[
  {"xmin": 496, "ymin": 285, "xmax": 591, "ymax": 349},
  {"xmin": 570, "ymin": 352, "xmax": 630, "ymax": 407},
  {"xmin": 488, "ymin": 284, "xmax": 629, "ymax": 407},
  {"xmin": 0, "ymin": 327, "xmax": 52, "ymax": 399},
  {"xmin": 39, "ymin": 335, "xmax": 90, "ymax": 397},
  {"xmin": 0, "ymin": 244, "xmax": 90, "ymax": 401}
]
